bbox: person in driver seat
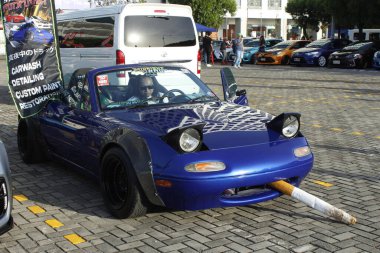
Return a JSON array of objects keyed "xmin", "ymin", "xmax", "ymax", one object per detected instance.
[{"xmin": 127, "ymin": 76, "xmax": 162, "ymax": 104}]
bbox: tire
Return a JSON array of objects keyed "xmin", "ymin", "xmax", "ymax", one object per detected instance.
[
  {"xmin": 17, "ymin": 120, "xmax": 44, "ymax": 164},
  {"xmin": 281, "ymin": 56, "xmax": 290, "ymax": 65},
  {"xmin": 317, "ymin": 56, "xmax": 327, "ymax": 67},
  {"xmin": 101, "ymin": 147, "xmax": 148, "ymax": 219}
]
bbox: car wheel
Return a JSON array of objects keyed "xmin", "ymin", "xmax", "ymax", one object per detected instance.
[
  {"xmin": 101, "ymin": 147, "xmax": 148, "ymax": 219},
  {"xmin": 317, "ymin": 56, "xmax": 327, "ymax": 67},
  {"xmin": 281, "ymin": 56, "xmax": 290, "ymax": 65},
  {"xmin": 359, "ymin": 60, "xmax": 368, "ymax": 69},
  {"xmin": 17, "ymin": 119, "xmax": 45, "ymax": 164}
]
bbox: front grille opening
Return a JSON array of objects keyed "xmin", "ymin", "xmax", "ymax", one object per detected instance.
[
  {"xmin": 0, "ymin": 179, "xmax": 8, "ymax": 216},
  {"xmin": 222, "ymin": 177, "xmax": 299, "ymax": 198}
]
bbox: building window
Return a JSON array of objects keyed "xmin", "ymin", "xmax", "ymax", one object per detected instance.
[
  {"xmin": 248, "ymin": 0, "xmax": 262, "ymax": 8},
  {"xmin": 268, "ymin": 0, "xmax": 281, "ymax": 9}
]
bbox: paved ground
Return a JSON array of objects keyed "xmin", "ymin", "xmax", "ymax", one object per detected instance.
[{"xmin": 0, "ymin": 59, "xmax": 379, "ymax": 252}]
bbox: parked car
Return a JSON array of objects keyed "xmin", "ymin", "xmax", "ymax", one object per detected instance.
[
  {"xmin": 212, "ymin": 40, "xmax": 233, "ymax": 61},
  {"xmin": 290, "ymin": 38, "xmax": 351, "ymax": 67},
  {"xmin": 373, "ymin": 50, "xmax": 380, "ymax": 69},
  {"xmin": 5, "ymin": 14, "xmax": 25, "ymax": 23},
  {"xmin": 17, "ymin": 65, "xmax": 313, "ymax": 218},
  {"xmin": 242, "ymin": 38, "xmax": 283, "ymax": 64},
  {"xmin": 256, "ymin": 40, "xmax": 310, "ymax": 65},
  {"xmin": 328, "ymin": 41, "xmax": 380, "ymax": 68},
  {"xmin": 26, "ymin": 16, "xmax": 52, "ymax": 30},
  {"xmin": 9, "ymin": 22, "xmax": 53, "ymax": 45},
  {"xmin": 0, "ymin": 140, "xmax": 13, "ymax": 235}
]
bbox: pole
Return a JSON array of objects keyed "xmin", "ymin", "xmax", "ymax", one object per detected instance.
[{"xmin": 269, "ymin": 180, "xmax": 357, "ymax": 225}]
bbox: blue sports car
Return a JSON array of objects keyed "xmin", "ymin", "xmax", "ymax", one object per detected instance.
[
  {"xmin": 17, "ymin": 65, "xmax": 313, "ymax": 218},
  {"xmin": 373, "ymin": 50, "xmax": 380, "ymax": 69},
  {"xmin": 9, "ymin": 22, "xmax": 53, "ymax": 45},
  {"xmin": 290, "ymin": 38, "xmax": 351, "ymax": 67}
]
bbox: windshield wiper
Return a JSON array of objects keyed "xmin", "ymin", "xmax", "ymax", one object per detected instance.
[{"xmin": 188, "ymin": 95, "xmax": 218, "ymax": 103}]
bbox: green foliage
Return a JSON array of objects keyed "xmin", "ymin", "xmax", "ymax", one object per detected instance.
[
  {"xmin": 286, "ymin": 0, "xmax": 329, "ymax": 38},
  {"xmin": 169, "ymin": 0, "xmax": 236, "ymax": 28}
]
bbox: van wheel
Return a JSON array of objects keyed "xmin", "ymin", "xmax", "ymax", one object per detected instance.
[
  {"xmin": 101, "ymin": 148, "xmax": 148, "ymax": 219},
  {"xmin": 17, "ymin": 120, "xmax": 44, "ymax": 164},
  {"xmin": 317, "ymin": 56, "xmax": 327, "ymax": 67}
]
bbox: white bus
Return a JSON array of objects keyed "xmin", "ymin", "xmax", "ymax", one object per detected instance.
[
  {"xmin": 348, "ymin": 29, "xmax": 380, "ymax": 41},
  {"xmin": 57, "ymin": 4, "xmax": 201, "ymax": 83}
]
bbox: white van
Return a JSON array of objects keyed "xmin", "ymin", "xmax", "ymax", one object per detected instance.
[
  {"xmin": 57, "ymin": 3, "xmax": 201, "ymax": 83},
  {"xmin": 348, "ymin": 29, "xmax": 380, "ymax": 41}
]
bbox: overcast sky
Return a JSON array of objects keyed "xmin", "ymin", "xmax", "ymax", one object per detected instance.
[{"xmin": 55, "ymin": 0, "xmax": 91, "ymax": 10}]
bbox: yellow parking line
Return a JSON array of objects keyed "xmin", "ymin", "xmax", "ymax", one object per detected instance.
[
  {"xmin": 28, "ymin": 205, "xmax": 46, "ymax": 214},
  {"xmin": 376, "ymin": 136, "xmax": 380, "ymax": 139},
  {"xmin": 330, "ymin": 128, "xmax": 343, "ymax": 132},
  {"xmin": 312, "ymin": 124, "xmax": 322, "ymax": 128},
  {"xmin": 64, "ymin": 234, "xmax": 86, "ymax": 245},
  {"xmin": 351, "ymin": 131, "xmax": 364, "ymax": 136},
  {"xmin": 45, "ymin": 219, "xmax": 64, "ymax": 228},
  {"xmin": 13, "ymin": 194, "xmax": 28, "ymax": 202},
  {"xmin": 312, "ymin": 180, "xmax": 333, "ymax": 187}
]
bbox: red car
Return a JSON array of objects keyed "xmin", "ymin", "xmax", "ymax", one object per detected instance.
[{"xmin": 6, "ymin": 14, "xmax": 25, "ymax": 23}]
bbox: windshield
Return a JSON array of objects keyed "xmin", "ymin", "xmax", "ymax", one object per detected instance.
[
  {"xmin": 271, "ymin": 41, "xmax": 292, "ymax": 49},
  {"xmin": 124, "ymin": 16, "xmax": 196, "ymax": 47},
  {"xmin": 245, "ymin": 40, "xmax": 260, "ymax": 47},
  {"xmin": 96, "ymin": 66, "xmax": 218, "ymax": 110},
  {"xmin": 342, "ymin": 42, "xmax": 372, "ymax": 51},
  {"xmin": 306, "ymin": 40, "xmax": 330, "ymax": 48}
]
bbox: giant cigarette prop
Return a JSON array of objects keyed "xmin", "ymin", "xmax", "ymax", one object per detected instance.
[{"xmin": 269, "ymin": 180, "xmax": 357, "ymax": 225}]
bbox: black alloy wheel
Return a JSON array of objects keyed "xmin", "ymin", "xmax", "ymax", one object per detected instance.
[{"xmin": 101, "ymin": 148, "xmax": 148, "ymax": 218}]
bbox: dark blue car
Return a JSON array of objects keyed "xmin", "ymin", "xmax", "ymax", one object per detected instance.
[
  {"xmin": 9, "ymin": 22, "xmax": 53, "ymax": 45},
  {"xmin": 290, "ymin": 39, "xmax": 351, "ymax": 67},
  {"xmin": 17, "ymin": 65, "xmax": 313, "ymax": 218}
]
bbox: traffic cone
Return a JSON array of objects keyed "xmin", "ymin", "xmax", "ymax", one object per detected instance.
[{"xmin": 269, "ymin": 180, "xmax": 357, "ymax": 225}]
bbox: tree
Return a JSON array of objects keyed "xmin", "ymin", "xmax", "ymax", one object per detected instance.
[
  {"xmin": 169, "ymin": 0, "xmax": 236, "ymax": 29},
  {"xmin": 286, "ymin": 0, "xmax": 329, "ymax": 39},
  {"xmin": 324, "ymin": 0, "xmax": 380, "ymax": 41}
]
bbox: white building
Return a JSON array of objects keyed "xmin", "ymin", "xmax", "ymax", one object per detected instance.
[{"xmin": 221, "ymin": 0, "xmax": 301, "ymax": 40}]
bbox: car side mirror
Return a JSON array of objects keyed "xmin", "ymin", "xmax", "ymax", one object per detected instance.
[{"xmin": 220, "ymin": 67, "xmax": 248, "ymax": 106}]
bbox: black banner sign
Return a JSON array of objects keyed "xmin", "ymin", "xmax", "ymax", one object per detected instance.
[{"xmin": 1, "ymin": 0, "xmax": 63, "ymax": 117}]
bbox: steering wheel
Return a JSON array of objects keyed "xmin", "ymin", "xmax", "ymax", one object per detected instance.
[{"xmin": 159, "ymin": 89, "xmax": 187, "ymax": 102}]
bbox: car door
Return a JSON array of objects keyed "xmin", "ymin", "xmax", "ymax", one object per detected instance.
[{"xmin": 39, "ymin": 72, "xmax": 99, "ymax": 174}]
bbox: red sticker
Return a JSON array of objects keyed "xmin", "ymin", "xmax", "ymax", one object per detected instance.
[{"xmin": 97, "ymin": 75, "xmax": 109, "ymax": 86}]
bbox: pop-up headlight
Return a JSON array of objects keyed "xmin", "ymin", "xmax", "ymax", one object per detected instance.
[
  {"xmin": 266, "ymin": 113, "xmax": 301, "ymax": 138},
  {"xmin": 162, "ymin": 125, "xmax": 205, "ymax": 153}
]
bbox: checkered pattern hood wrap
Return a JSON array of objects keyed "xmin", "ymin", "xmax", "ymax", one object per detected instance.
[{"xmin": 119, "ymin": 102, "xmax": 274, "ymax": 135}]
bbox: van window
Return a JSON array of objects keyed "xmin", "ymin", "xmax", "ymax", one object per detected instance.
[
  {"xmin": 58, "ymin": 17, "xmax": 114, "ymax": 48},
  {"xmin": 124, "ymin": 16, "xmax": 196, "ymax": 47}
]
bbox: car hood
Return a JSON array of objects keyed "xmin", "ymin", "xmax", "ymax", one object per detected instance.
[
  {"xmin": 106, "ymin": 102, "xmax": 280, "ymax": 149},
  {"xmin": 331, "ymin": 50, "xmax": 359, "ymax": 56},
  {"xmin": 293, "ymin": 48, "xmax": 320, "ymax": 54}
]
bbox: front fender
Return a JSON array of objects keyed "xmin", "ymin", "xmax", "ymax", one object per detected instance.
[{"xmin": 100, "ymin": 128, "xmax": 164, "ymax": 207}]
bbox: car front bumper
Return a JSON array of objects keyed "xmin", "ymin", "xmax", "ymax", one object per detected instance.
[
  {"xmin": 154, "ymin": 138, "xmax": 314, "ymax": 210},
  {"xmin": 290, "ymin": 55, "xmax": 317, "ymax": 66}
]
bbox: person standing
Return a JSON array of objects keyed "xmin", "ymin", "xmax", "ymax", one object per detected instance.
[
  {"xmin": 202, "ymin": 32, "xmax": 213, "ymax": 67},
  {"xmin": 258, "ymin": 35, "xmax": 266, "ymax": 52},
  {"xmin": 234, "ymin": 34, "xmax": 244, "ymax": 68},
  {"xmin": 220, "ymin": 38, "xmax": 228, "ymax": 65}
]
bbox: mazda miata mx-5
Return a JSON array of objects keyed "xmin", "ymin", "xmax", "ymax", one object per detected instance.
[{"xmin": 18, "ymin": 65, "xmax": 313, "ymax": 218}]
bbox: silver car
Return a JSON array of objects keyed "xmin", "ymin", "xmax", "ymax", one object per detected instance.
[{"xmin": 0, "ymin": 140, "xmax": 13, "ymax": 235}]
